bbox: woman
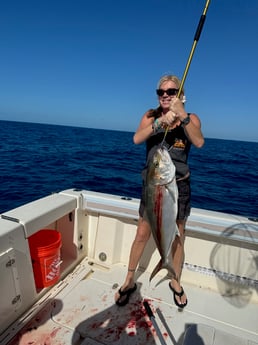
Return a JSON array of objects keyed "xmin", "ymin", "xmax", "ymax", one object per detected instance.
[{"xmin": 115, "ymin": 75, "xmax": 204, "ymax": 308}]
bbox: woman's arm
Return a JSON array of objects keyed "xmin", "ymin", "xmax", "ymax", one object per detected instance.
[
  {"xmin": 169, "ymin": 98, "xmax": 205, "ymax": 148},
  {"xmin": 133, "ymin": 111, "xmax": 155, "ymax": 145}
]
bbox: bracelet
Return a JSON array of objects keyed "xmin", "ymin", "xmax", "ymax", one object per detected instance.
[
  {"xmin": 181, "ymin": 114, "xmax": 190, "ymax": 127},
  {"xmin": 152, "ymin": 118, "xmax": 162, "ymax": 133}
]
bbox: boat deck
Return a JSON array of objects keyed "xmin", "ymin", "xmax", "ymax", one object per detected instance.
[
  {"xmin": 6, "ymin": 259, "xmax": 258, "ymax": 345},
  {"xmin": 1, "ymin": 190, "xmax": 257, "ymax": 345}
]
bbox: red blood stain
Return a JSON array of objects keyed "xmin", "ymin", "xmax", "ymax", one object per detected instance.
[
  {"xmin": 102, "ymin": 294, "xmax": 108, "ymax": 302},
  {"xmin": 154, "ymin": 186, "xmax": 164, "ymax": 243},
  {"xmin": 128, "ymin": 331, "xmax": 136, "ymax": 336},
  {"xmin": 127, "ymin": 320, "xmax": 136, "ymax": 329},
  {"xmin": 106, "ymin": 328, "xmax": 115, "ymax": 334},
  {"xmin": 50, "ymin": 327, "xmax": 61, "ymax": 338},
  {"xmin": 90, "ymin": 308, "xmax": 99, "ymax": 313},
  {"xmin": 91, "ymin": 321, "xmax": 103, "ymax": 329}
]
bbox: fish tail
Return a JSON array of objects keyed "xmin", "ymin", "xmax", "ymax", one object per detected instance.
[
  {"xmin": 165, "ymin": 264, "xmax": 178, "ymax": 281},
  {"xmin": 149, "ymin": 260, "xmax": 178, "ymax": 282},
  {"xmin": 149, "ymin": 259, "xmax": 163, "ymax": 282}
]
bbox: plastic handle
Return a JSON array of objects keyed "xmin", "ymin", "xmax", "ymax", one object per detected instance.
[
  {"xmin": 143, "ymin": 301, "xmax": 154, "ymax": 318},
  {"xmin": 194, "ymin": 14, "xmax": 206, "ymax": 41}
]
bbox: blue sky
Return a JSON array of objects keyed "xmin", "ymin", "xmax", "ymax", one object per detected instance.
[{"xmin": 0, "ymin": 0, "xmax": 258, "ymax": 142}]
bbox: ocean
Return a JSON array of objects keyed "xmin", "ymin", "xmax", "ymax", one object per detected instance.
[{"xmin": 0, "ymin": 120, "xmax": 257, "ymax": 219}]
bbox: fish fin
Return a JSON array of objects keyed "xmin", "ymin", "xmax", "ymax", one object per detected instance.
[
  {"xmin": 149, "ymin": 260, "xmax": 178, "ymax": 282},
  {"xmin": 165, "ymin": 264, "xmax": 178, "ymax": 281},
  {"xmin": 149, "ymin": 259, "xmax": 163, "ymax": 282}
]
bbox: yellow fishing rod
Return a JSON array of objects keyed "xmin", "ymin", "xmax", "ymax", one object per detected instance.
[
  {"xmin": 164, "ymin": 0, "xmax": 211, "ymax": 139},
  {"xmin": 178, "ymin": 0, "xmax": 211, "ymax": 98}
]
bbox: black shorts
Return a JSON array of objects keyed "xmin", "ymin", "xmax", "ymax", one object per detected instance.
[{"xmin": 139, "ymin": 178, "xmax": 191, "ymax": 221}]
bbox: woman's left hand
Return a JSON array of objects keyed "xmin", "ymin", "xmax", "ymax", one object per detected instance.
[{"xmin": 169, "ymin": 98, "xmax": 186, "ymax": 121}]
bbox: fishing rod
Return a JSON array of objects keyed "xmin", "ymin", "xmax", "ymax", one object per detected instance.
[
  {"xmin": 143, "ymin": 301, "xmax": 167, "ymax": 345},
  {"xmin": 177, "ymin": 0, "xmax": 211, "ymax": 98},
  {"xmin": 162, "ymin": 0, "xmax": 211, "ymax": 141}
]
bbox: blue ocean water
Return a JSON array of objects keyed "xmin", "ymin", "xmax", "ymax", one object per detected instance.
[{"xmin": 0, "ymin": 120, "xmax": 257, "ymax": 218}]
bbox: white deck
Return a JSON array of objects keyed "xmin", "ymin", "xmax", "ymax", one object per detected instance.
[
  {"xmin": 4, "ymin": 259, "xmax": 258, "ymax": 345},
  {"xmin": 0, "ymin": 189, "xmax": 257, "ymax": 345}
]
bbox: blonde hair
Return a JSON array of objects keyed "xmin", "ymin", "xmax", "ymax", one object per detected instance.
[{"xmin": 157, "ymin": 75, "xmax": 184, "ymax": 95}]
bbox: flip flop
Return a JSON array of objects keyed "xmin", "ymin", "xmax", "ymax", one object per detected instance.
[
  {"xmin": 116, "ymin": 283, "xmax": 137, "ymax": 307},
  {"xmin": 169, "ymin": 282, "xmax": 188, "ymax": 308}
]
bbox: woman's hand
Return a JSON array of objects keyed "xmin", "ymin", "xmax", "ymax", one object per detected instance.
[
  {"xmin": 160, "ymin": 111, "xmax": 178, "ymax": 126},
  {"xmin": 169, "ymin": 98, "xmax": 187, "ymax": 121}
]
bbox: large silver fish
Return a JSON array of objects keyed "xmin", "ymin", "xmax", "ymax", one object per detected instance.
[{"xmin": 144, "ymin": 145, "xmax": 179, "ymax": 282}]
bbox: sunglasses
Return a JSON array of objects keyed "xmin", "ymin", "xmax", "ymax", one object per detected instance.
[{"xmin": 156, "ymin": 88, "xmax": 179, "ymax": 97}]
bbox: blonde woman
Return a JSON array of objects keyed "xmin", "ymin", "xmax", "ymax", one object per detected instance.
[{"xmin": 115, "ymin": 75, "xmax": 204, "ymax": 308}]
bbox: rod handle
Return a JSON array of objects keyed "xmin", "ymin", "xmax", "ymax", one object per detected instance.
[
  {"xmin": 143, "ymin": 301, "xmax": 154, "ymax": 318},
  {"xmin": 194, "ymin": 14, "xmax": 206, "ymax": 41}
]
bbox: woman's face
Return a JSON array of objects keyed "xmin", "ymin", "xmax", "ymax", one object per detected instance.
[{"xmin": 157, "ymin": 80, "xmax": 178, "ymax": 110}]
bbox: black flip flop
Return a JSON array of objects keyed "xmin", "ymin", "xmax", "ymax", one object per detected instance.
[
  {"xmin": 169, "ymin": 282, "xmax": 188, "ymax": 308},
  {"xmin": 116, "ymin": 283, "xmax": 137, "ymax": 307}
]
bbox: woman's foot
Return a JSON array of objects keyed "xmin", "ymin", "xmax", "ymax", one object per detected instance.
[
  {"xmin": 115, "ymin": 282, "xmax": 137, "ymax": 307},
  {"xmin": 169, "ymin": 280, "xmax": 188, "ymax": 308}
]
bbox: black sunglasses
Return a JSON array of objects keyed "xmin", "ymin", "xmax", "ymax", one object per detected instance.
[{"xmin": 156, "ymin": 88, "xmax": 179, "ymax": 97}]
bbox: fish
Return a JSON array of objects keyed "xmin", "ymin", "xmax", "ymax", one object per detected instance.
[{"xmin": 144, "ymin": 145, "xmax": 179, "ymax": 282}]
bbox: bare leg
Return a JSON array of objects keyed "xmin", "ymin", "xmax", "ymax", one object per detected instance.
[
  {"xmin": 115, "ymin": 217, "xmax": 151, "ymax": 303},
  {"xmin": 170, "ymin": 219, "xmax": 187, "ymax": 305}
]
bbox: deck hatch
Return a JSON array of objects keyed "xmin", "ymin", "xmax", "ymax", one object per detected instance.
[{"xmin": 0, "ymin": 248, "xmax": 22, "ymax": 320}]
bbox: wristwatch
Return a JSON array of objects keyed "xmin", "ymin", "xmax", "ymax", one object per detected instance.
[{"xmin": 181, "ymin": 114, "xmax": 190, "ymax": 126}]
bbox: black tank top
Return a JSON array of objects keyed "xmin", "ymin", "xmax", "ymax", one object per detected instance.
[{"xmin": 145, "ymin": 123, "xmax": 191, "ymax": 179}]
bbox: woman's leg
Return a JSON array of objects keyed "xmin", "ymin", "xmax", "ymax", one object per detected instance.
[
  {"xmin": 115, "ymin": 217, "xmax": 151, "ymax": 302},
  {"xmin": 169, "ymin": 219, "xmax": 187, "ymax": 305}
]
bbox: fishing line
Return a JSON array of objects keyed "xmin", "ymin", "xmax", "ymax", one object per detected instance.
[{"xmin": 162, "ymin": 0, "xmax": 211, "ymax": 142}]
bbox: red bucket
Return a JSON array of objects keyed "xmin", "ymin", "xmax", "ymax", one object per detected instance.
[{"xmin": 29, "ymin": 230, "xmax": 62, "ymax": 288}]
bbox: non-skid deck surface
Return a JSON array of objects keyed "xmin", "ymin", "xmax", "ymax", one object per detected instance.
[{"xmin": 8, "ymin": 263, "xmax": 258, "ymax": 345}]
